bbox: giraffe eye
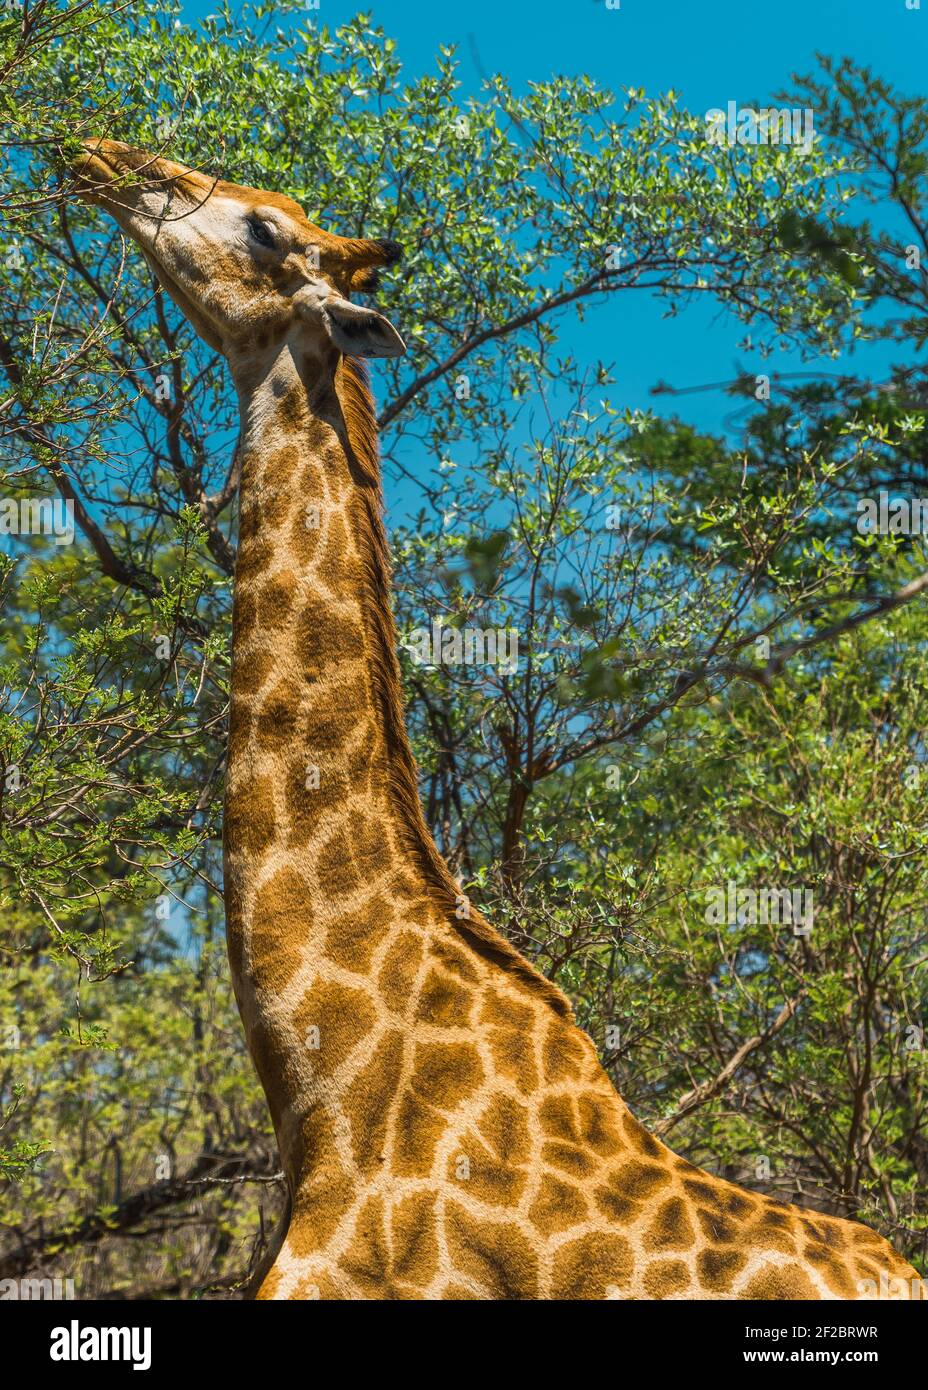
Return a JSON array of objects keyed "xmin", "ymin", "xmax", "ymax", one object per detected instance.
[{"xmin": 248, "ymin": 219, "xmax": 275, "ymax": 248}]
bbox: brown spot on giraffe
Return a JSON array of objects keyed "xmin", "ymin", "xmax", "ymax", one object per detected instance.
[
  {"xmin": 644, "ymin": 1196, "xmax": 697, "ymax": 1253},
  {"xmin": 743, "ymin": 1265, "xmax": 820, "ymax": 1300},
  {"xmin": 233, "ymin": 644, "xmax": 273, "ymax": 695},
  {"xmin": 551, "ymin": 1232, "xmax": 634, "ymax": 1299},
  {"xmin": 378, "ymin": 931, "xmax": 424, "ymax": 1016},
  {"xmin": 323, "ymin": 896, "xmax": 393, "ymax": 973},
  {"xmin": 256, "ymin": 569, "xmax": 299, "ymax": 629},
  {"xmin": 542, "ymin": 1140, "xmax": 597, "ymax": 1179},
  {"xmin": 287, "ymin": 1111, "xmax": 355, "ymax": 1254},
  {"xmin": 409, "ymin": 1040, "xmax": 484, "ymax": 1111},
  {"xmin": 224, "ymin": 772, "xmax": 277, "ymax": 858},
  {"xmin": 450, "ymin": 1134, "xmax": 528, "ymax": 1207},
  {"xmin": 315, "ymin": 827, "xmax": 363, "ymax": 896},
  {"xmin": 248, "ymin": 866, "xmax": 313, "ymax": 995},
  {"xmin": 539, "ymin": 1093, "xmax": 582, "ymax": 1143},
  {"xmin": 255, "ymin": 680, "xmax": 300, "ymax": 748},
  {"xmin": 291, "ymin": 978, "xmax": 378, "ymax": 1081},
  {"xmin": 578, "ymin": 1092, "xmax": 626, "ymax": 1157},
  {"xmin": 414, "ymin": 968, "xmax": 474, "ymax": 1028},
  {"xmin": 446, "ymin": 1202, "xmax": 540, "ymax": 1300},
  {"xmin": 697, "ymin": 1247, "xmax": 748, "ymax": 1293},
  {"xmin": 344, "ymin": 1028, "xmax": 404, "ymax": 1179},
  {"xmin": 393, "ymin": 1092, "xmax": 445, "ymax": 1178},
  {"xmin": 477, "ymin": 1092, "xmax": 531, "ymax": 1165},
  {"xmin": 541, "ymin": 1019, "xmax": 588, "ymax": 1084},
  {"xmin": 529, "ymin": 1174, "xmax": 589, "ymax": 1234},
  {"xmin": 643, "ymin": 1260, "xmax": 692, "ymax": 1299}
]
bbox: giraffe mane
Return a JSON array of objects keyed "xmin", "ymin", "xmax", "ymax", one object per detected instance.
[{"xmin": 333, "ymin": 356, "xmax": 573, "ymax": 1019}]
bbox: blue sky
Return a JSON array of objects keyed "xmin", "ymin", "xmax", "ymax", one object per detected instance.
[{"xmin": 183, "ymin": 0, "xmax": 922, "ymax": 443}]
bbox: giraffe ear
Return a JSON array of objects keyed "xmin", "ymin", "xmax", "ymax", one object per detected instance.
[{"xmin": 323, "ymin": 296, "xmax": 406, "ymax": 359}]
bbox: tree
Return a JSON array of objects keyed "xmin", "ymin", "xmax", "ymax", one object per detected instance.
[{"xmin": 1, "ymin": 4, "xmax": 925, "ymax": 1294}]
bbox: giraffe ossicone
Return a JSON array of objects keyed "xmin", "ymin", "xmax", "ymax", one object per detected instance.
[{"xmin": 74, "ymin": 139, "xmax": 923, "ymax": 1302}]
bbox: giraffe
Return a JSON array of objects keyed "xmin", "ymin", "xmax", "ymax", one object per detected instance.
[{"xmin": 73, "ymin": 139, "xmax": 924, "ymax": 1302}]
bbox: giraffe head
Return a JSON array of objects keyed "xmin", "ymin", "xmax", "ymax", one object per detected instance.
[{"xmin": 73, "ymin": 139, "xmax": 406, "ymax": 369}]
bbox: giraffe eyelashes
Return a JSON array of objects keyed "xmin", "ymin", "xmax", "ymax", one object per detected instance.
[{"xmin": 247, "ymin": 218, "xmax": 276, "ymax": 249}]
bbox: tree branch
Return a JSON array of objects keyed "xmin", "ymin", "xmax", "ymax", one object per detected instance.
[
  {"xmin": 0, "ymin": 1152, "xmax": 281, "ymax": 1279},
  {"xmin": 653, "ymin": 992, "xmax": 806, "ymax": 1139}
]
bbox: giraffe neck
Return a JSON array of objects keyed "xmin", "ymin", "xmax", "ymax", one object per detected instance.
[
  {"xmin": 222, "ymin": 341, "xmax": 567, "ymax": 1189},
  {"xmin": 221, "ymin": 346, "xmax": 921, "ymax": 1304}
]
